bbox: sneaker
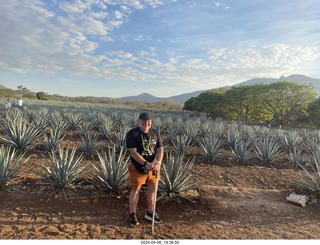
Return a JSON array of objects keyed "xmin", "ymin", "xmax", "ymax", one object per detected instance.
[
  {"xmin": 144, "ymin": 210, "xmax": 162, "ymax": 224},
  {"xmin": 130, "ymin": 212, "xmax": 140, "ymax": 227}
]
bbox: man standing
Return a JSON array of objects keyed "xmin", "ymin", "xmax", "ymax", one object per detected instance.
[
  {"xmin": 17, "ymin": 98, "xmax": 23, "ymax": 110},
  {"xmin": 126, "ymin": 112, "xmax": 163, "ymax": 227},
  {"xmin": 6, "ymin": 98, "xmax": 11, "ymax": 108}
]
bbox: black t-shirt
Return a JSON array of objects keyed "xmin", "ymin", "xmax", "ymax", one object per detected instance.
[{"xmin": 126, "ymin": 127, "xmax": 163, "ymax": 174}]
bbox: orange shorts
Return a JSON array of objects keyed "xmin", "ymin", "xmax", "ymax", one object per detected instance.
[{"xmin": 128, "ymin": 163, "xmax": 160, "ymax": 186}]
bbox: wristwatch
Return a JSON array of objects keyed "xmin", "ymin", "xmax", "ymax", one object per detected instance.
[{"xmin": 143, "ymin": 161, "xmax": 148, "ymax": 167}]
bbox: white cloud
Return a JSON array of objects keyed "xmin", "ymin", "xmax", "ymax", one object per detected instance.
[{"xmin": 1, "ymin": 0, "xmax": 320, "ymax": 93}]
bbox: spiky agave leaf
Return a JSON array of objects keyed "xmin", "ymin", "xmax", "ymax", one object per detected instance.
[
  {"xmin": 224, "ymin": 126, "xmax": 241, "ymax": 149},
  {"xmin": 40, "ymin": 127, "xmax": 66, "ymax": 151},
  {"xmin": 171, "ymin": 135, "xmax": 194, "ymax": 157},
  {"xmin": 0, "ymin": 145, "xmax": 30, "ymax": 189},
  {"xmin": 295, "ymin": 158, "xmax": 320, "ymax": 194},
  {"xmin": 287, "ymin": 148, "xmax": 305, "ymax": 166},
  {"xmin": 199, "ymin": 133, "xmax": 223, "ymax": 160},
  {"xmin": 254, "ymin": 138, "xmax": 282, "ymax": 163},
  {"xmin": 111, "ymin": 126, "xmax": 129, "ymax": 153},
  {"xmin": 65, "ymin": 113, "xmax": 83, "ymax": 130},
  {"xmin": 230, "ymin": 138, "xmax": 254, "ymax": 163},
  {"xmin": 79, "ymin": 132, "xmax": 98, "ymax": 153},
  {"xmin": 281, "ymin": 130, "xmax": 302, "ymax": 151},
  {"xmin": 35, "ymin": 147, "xmax": 86, "ymax": 190},
  {"xmin": 0, "ymin": 117, "xmax": 42, "ymax": 150},
  {"xmin": 294, "ymin": 147, "xmax": 320, "ymax": 194},
  {"xmin": 88, "ymin": 146, "xmax": 129, "ymax": 192},
  {"xmin": 158, "ymin": 152, "xmax": 202, "ymax": 200}
]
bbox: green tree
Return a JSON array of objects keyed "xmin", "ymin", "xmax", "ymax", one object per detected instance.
[
  {"xmin": 308, "ymin": 97, "xmax": 320, "ymax": 128},
  {"xmin": 225, "ymin": 84, "xmax": 269, "ymax": 123},
  {"xmin": 17, "ymin": 85, "xmax": 23, "ymax": 95},
  {"xmin": 196, "ymin": 88, "xmax": 228, "ymax": 119},
  {"xmin": 36, "ymin": 92, "xmax": 47, "ymax": 100},
  {"xmin": 183, "ymin": 97, "xmax": 201, "ymax": 115},
  {"xmin": 22, "ymin": 87, "xmax": 30, "ymax": 98},
  {"xmin": 263, "ymin": 81, "xmax": 316, "ymax": 127}
]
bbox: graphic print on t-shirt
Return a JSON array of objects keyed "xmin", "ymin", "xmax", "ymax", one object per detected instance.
[{"xmin": 141, "ymin": 134, "xmax": 156, "ymax": 158}]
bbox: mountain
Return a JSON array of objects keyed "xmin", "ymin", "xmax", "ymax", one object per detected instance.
[
  {"xmin": 118, "ymin": 93, "xmax": 165, "ymax": 103},
  {"xmin": 117, "ymin": 91, "xmax": 208, "ymax": 105},
  {"xmin": 166, "ymin": 90, "xmax": 208, "ymax": 105},
  {"xmin": 117, "ymin": 74, "xmax": 320, "ymax": 105},
  {"xmin": 236, "ymin": 74, "xmax": 320, "ymax": 93}
]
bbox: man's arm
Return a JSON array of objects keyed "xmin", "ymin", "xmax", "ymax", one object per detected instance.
[
  {"xmin": 128, "ymin": 148, "xmax": 154, "ymax": 171},
  {"xmin": 153, "ymin": 147, "xmax": 163, "ymax": 173}
]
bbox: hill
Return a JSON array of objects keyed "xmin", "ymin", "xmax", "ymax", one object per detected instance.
[{"xmin": 118, "ymin": 93, "xmax": 165, "ymax": 103}]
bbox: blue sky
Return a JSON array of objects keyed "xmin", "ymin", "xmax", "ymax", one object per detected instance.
[{"xmin": 1, "ymin": 0, "xmax": 320, "ymax": 98}]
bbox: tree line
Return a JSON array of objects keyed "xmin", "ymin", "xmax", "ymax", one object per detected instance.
[
  {"xmin": 183, "ymin": 81, "xmax": 320, "ymax": 128},
  {"xmin": 1, "ymin": 85, "xmax": 182, "ymax": 111}
]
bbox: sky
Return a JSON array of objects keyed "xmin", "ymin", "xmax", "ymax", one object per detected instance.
[{"xmin": 1, "ymin": 0, "xmax": 320, "ymax": 98}]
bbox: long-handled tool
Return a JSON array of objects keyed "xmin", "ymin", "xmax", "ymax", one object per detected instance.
[{"xmin": 152, "ymin": 172, "xmax": 158, "ymax": 234}]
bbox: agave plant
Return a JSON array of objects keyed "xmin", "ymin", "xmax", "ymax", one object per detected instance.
[
  {"xmin": 230, "ymin": 139, "xmax": 254, "ymax": 163},
  {"xmin": 49, "ymin": 117, "xmax": 68, "ymax": 132},
  {"xmin": 183, "ymin": 123, "xmax": 199, "ymax": 145},
  {"xmin": 199, "ymin": 133, "xmax": 223, "ymax": 160},
  {"xmin": 118, "ymin": 114, "xmax": 136, "ymax": 128},
  {"xmin": 158, "ymin": 152, "xmax": 202, "ymax": 200},
  {"xmin": 171, "ymin": 135, "xmax": 194, "ymax": 157},
  {"xmin": 198, "ymin": 121, "xmax": 213, "ymax": 139},
  {"xmin": 240, "ymin": 125, "xmax": 258, "ymax": 147},
  {"xmin": 97, "ymin": 117, "xmax": 114, "ymax": 139},
  {"xmin": 35, "ymin": 147, "xmax": 86, "ymax": 194},
  {"xmin": 294, "ymin": 148, "xmax": 320, "ymax": 194},
  {"xmin": 88, "ymin": 147, "xmax": 129, "ymax": 192},
  {"xmin": 94, "ymin": 112, "xmax": 107, "ymax": 126},
  {"xmin": 108, "ymin": 125, "xmax": 129, "ymax": 153},
  {"xmin": 65, "ymin": 113, "xmax": 83, "ymax": 130},
  {"xmin": 23, "ymin": 108, "xmax": 38, "ymax": 123},
  {"xmin": 166, "ymin": 125, "xmax": 181, "ymax": 145},
  {"xmin": 0, "ymin": 145, "xmax": 30, "ymax": 189},
  {"xmin": 31, "ymin": 114, "xmax": 49, "ymax": 131},
  {"xmin": 152, "ymin": 117, "xmax": 165, "ymax": 134},
  {"xmin": 79, "ymin": 132, "xmax": 98, "ymax": 153},
  {"xmin": 5, "ymin": 107, "xmax": 24, "ymax": 122},
  {"xmin": 224, "ymin": 126, "xmax": 241, "ymax": 149},
  {"xmin": 41, "ymin": 127, "xmax": 67, "ymax": 151},
  {"xmin": 0, "ymin": 118, "xmax": 42, "ymax": 150},
  {"xmin": 287, "ymin": 148, "xmax": 305, "ymax": 166},
  {"xmin": 281, "ymin": 130, "xmax": 302, "ymax": 152},
  {"xmin": 78, "ymin": 122, "xmax": 94, "ymax": 136},
  {"xmin": 255, "ymin": 138, "xmax": 282, "ymax": 163}
]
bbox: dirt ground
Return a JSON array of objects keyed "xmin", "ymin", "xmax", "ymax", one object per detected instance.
[{"xmin": 1, "ymin": 145, "xmax": 320, "ymax": 241}]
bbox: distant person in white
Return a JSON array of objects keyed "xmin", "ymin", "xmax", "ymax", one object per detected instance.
[
  {"xmin": 18, "ymin": 98, "xmax": 23, "ymax": 109},
  {"xmin": 6, "ymin": 98, "xmax": 11, "ymax": 108}
]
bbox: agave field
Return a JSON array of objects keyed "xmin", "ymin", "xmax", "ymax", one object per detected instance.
[{"xmin": 1, "ymin": 99, "xmax": 320, "ymax": 239}]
